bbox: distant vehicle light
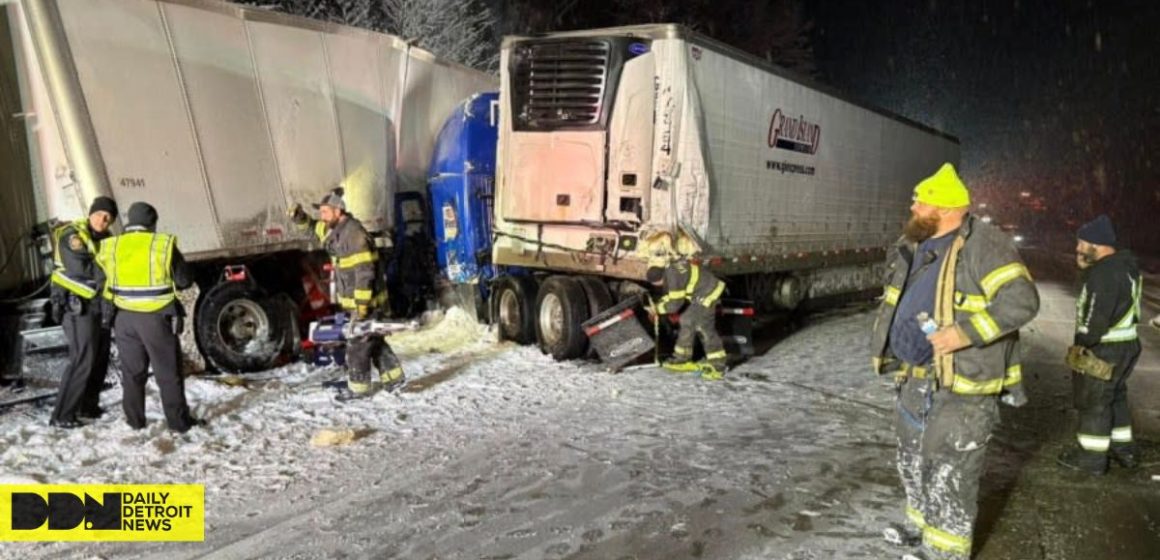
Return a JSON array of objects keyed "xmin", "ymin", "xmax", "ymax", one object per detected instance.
[
  {"xmin": 1013, "ymin": 235, "xmax": 1025, "ymax": 243},
  {"xmin": 981, "ymin": 215, "xmax": 993, "ymax": 224}
]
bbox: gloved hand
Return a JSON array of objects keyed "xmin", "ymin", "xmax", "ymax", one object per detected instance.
[
  {"xmin": 288, "ymin": 203, "xmax": 308, "ymax": 224},
  {"xmin": 1065, "ymin": 345, "xmax": 1113, "ymax": 380}
]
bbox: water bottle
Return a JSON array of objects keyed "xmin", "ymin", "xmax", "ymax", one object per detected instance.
[{"xmin": 917, "ymin": 312, "xmax": 938, "ymax": 335}]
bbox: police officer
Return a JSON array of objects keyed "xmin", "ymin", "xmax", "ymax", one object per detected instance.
[
  {"xmin": 48, "ymin": 196, "xmax": 118, "ymax": 428},
  {"xmin": 646, "ymin": 256, "xmax": 728, "ymax": 375},
  {"xmin": 292, "ymin": 188, "xmax": 402, "ymax": 400},
  {"xmin": 870, "ymin": 164, "xmax": 1039, "ymax": 560},
  {"xmin": 96, "ymin": 202, "xmax": 200, "ymax": 432},
  {"xmin": 1057, "ymin": 214, "xmax": 1144, "ymax": 475}
]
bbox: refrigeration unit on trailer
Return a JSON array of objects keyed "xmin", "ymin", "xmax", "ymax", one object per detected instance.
[
  {"xmin": 432, "ymin": 24, "xmax": 960, "ymax": 362},
  {"xmin": 8, "ymin": 0, "xmax": 495, "ymax": 371}
]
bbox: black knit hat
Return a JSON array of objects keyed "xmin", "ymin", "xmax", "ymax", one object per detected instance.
[
  {"xmin": 89, "ymin": 196, "xmax": 118, "ymax": 220},
  {"xmin": 126, "ymin": 202, "xmax": 159, "ymax": 229},
  {"xmin": 1077, "ymin": 214, "xmax": 1116, "ymax": 246}
]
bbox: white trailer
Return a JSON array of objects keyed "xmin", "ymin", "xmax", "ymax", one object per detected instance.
[
  {"xmin": 486, "ymin": 24, "xmax": 959, "ymax": 359},
  {"xmin": 4, "ymin": 0, "xmax": 495, "ymax": 370}
]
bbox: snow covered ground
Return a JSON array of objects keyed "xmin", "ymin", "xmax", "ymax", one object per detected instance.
[{"xmin": 2, "ymin": 274, "xmax": 1158, "ymax": 559}]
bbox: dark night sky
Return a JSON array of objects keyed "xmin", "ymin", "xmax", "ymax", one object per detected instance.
[{"xmin": 807, "ymin": 0, "xmax": 1160, "ymax": 252}]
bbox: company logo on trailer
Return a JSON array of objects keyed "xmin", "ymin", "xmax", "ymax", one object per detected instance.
[{"xmin": 767, "ymin": 109, "xmax": 821, "ymax": 155}]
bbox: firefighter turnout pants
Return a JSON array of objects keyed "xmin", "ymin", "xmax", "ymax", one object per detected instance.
[
  {"xmin": 346, "ymin": 334, "xmax": 402, "ymax": 394},
  {"xmin": 896, "ymin": 376, "xmax": 999, "ymax": 559},
  {"xmin": 674, "ymin": 303, "xmax": 726, "ymax": 366},
  {"xmin": 51, "ymin": 307, "xmax": 111, "ymax": 423},
  {"xmin": 1072, "ymin": 341, "xmax": 1141, "ymax": 455},
  {"xmin": 114, "ymin": 310, "xmax": 195, "ymax": 432}
]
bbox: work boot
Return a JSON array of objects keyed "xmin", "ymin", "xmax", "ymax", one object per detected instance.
[
  {"xmin": 379, "ymin": 367, "xmax": 406, "ymax": 392},
  {"xmin": 335, "ymin": 380, "xmax": 373, "ymax": 402},
  {"xmin": 883, "ymin": 523, "xmax": 922, "ymax": 547},
  {"xmin": 1109, "ymin": 444, "xmax": 1139, "ymax": 469},
  {"xmin": 78, "ymin": 406, "xmax": 106, "ymax": 420},
  {"xmin": 1056, "ymin": 446, "xmax": 1108, "ymax": 475},
  {"xmin": 49, "ymin": 418, "xmax": 84, "ymax": 430}
]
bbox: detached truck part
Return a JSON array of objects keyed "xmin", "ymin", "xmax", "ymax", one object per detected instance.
[
  {"xmin": 430, "ymin": 24, "xmax": 959, "ymax": 361},
  {"xmin": 7, "ymin": 0, "xmax": 495, "ymax": 371}
]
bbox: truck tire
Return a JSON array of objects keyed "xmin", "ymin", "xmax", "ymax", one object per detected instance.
[
  {"xmin": 535, "ymin": 276, "xmax": 591, "ymax": 360},
  {"xmin": 491, "ymin": 275, "xmax": 537, "ymax": 344},
  {"xmin": 195, "ymin": 281, "xmax": 289, "ymax": 373},
  {"xmin": 575, "ymin": 276, "xmax": 613, "ymax": 358}
]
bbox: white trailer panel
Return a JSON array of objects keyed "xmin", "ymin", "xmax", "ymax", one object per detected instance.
[
  {"xmin": 16, "ymin": 0, "xmax": 496, "ymax": 260},
  {"xmin": 494, "ymin": 25, "xmax": 959, "ymax": 280}
]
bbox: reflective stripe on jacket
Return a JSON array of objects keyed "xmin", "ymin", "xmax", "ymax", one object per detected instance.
[
  {"xmin": 50, "ymin": 219, "xmax": 99, "ymax": 299},
  {"xmin": 97, "ymin": 230, "xmax": 177, "ymax": 313},
  {"xmin": 1075, "ymin": 251, "xmax": 1142, "ymax": 345},
  {"xmin": 870, "ymin": 215, "xmax": 1040, "ymax": 396},
  {"xmin": 656, "ymin": 260, "xmax": 726, "ymax": 314},
  {"xmin": 304, "ymin": 216, "xmax": 384, "ymax": 313}
]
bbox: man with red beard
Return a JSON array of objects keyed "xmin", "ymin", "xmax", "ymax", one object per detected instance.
[{"xmin": 870, "ymin": 163, "xmax": 1039, "ymax": 560}]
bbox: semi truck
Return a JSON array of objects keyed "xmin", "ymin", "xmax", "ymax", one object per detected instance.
[
  {"xmin": 429, "ymin": 24, "xmax": 960, "ymax": 361},
  {"xmin": 3, "ymin": 0, "xmax": 495, "ymax": 371}
]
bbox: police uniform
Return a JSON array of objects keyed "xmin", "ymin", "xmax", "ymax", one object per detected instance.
[
  {"xmin": 295, "ymin": 191, "xmax": 402, "ymax": 399},
  {"xmin": 97, "ymin": 202, "xmax": 198, "ymax": 432},
  {"xmin": 48, "ymin": 197, "xmax": 117, "ymax": 428},
  {"xmin": 650, "ymin": 258, "xmax": 728, "ymax": 370},
  {"xmin": 1058, "ymin": 215, "xmax": 1144, "ymax": 474}
]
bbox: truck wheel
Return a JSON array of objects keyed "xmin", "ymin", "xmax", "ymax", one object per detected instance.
[
  {"xmin": 491, "ymin": 275, "xmax": 537, "ymax": 344},
  {"xmin": 535, "ymin": 276, "xmax": 591, "ymax": 360},
  {"xmin": 575, "ymin": 277, "xmax": 613, "ymax": 359},
  {"xmin": 195, "ymin": 281, "xmax": 289, "ymax": 373}
]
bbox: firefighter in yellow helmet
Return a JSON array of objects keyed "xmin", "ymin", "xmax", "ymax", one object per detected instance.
[
  {"xmin": 870, "ymin": 163, "xmax": 1039, "ymax": 560},
  {"xmin": 96, "ymin": 202, "xmax": 201, "ymax": 432},
  {"xmin": 47, "ymin": 196, "xmax": 117, "ymax": 429},
  {"xmin": 291, "ymin": 188, "xmax": 403, "ymax": 400}
]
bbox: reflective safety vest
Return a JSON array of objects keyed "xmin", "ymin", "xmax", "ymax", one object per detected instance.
[
  {"xmin": 98, "ymin": 230, "xmax": 177, "ymax": 313},
  {"xmin": 50, "ymin": 219, "xmax": 99, "ymax": 299}
]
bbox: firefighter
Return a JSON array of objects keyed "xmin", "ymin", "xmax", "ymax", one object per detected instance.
[
  {"xmin": 291, "ymin": 189, "xmax": 403, "ymax": 400},
  {"xmin": 646, "ymin": 256, "xmax": 728, "ymax": 376},
  {"xmin": 1057, "ymin": 214, "xmax": 1143, "ymax": 475},
  {"xmin": 96, "ymin": 202, "xmax": 200, "ymax": 432},
  {"xmin": 47, "ymin": 196, "xmax": 118, "ymax": 429},
  {"xmin": 870, "ymin": 163, "xmax": 1039, "ymax": 560}
]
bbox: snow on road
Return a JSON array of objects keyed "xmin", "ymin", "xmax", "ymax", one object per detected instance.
[{"xmin": 3, "ymin": 277, "xmax": 1156, "ymax": 559}]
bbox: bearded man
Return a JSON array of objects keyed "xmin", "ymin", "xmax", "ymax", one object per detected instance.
[{"xmin": 869, "ymin": 163, "xmax": 1040, "ymax": 560}]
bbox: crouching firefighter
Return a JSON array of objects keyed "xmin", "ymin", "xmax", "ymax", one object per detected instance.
[
  {"xmin": 1057, "ymin": 214, "xmax": 1144, "ymax": 475},
  {"xmin": 96, "ymin": 202, "xmax": 201, "ymax": 433},
  {"xmin": 291, "ymin": 188, "xmax": 403, "ymax": 401},
  {"xmin": 646, "ymin": 256, "xmax": 728, "ymax": 378},
  {"xmin": 870, "ymin": 164, "xmax": 1039, "ymax": 560},
  {"xmin": 48, "ymin": 196, "xmax": 118, "ymax": 429}
]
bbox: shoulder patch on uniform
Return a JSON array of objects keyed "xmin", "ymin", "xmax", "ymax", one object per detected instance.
[{"xmin": 67, "ymin": 234, "xmax": 85, "ymax": 252}]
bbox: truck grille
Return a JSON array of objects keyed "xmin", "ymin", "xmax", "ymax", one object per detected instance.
[{"xmin": 511, "ymin": 40, "xmax": 610, "ymax": 130}]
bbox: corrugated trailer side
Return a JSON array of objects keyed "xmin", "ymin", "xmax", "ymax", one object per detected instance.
[{"xmin": 682, "ymin": 32, "xmax": 959, "ymax": 265}]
